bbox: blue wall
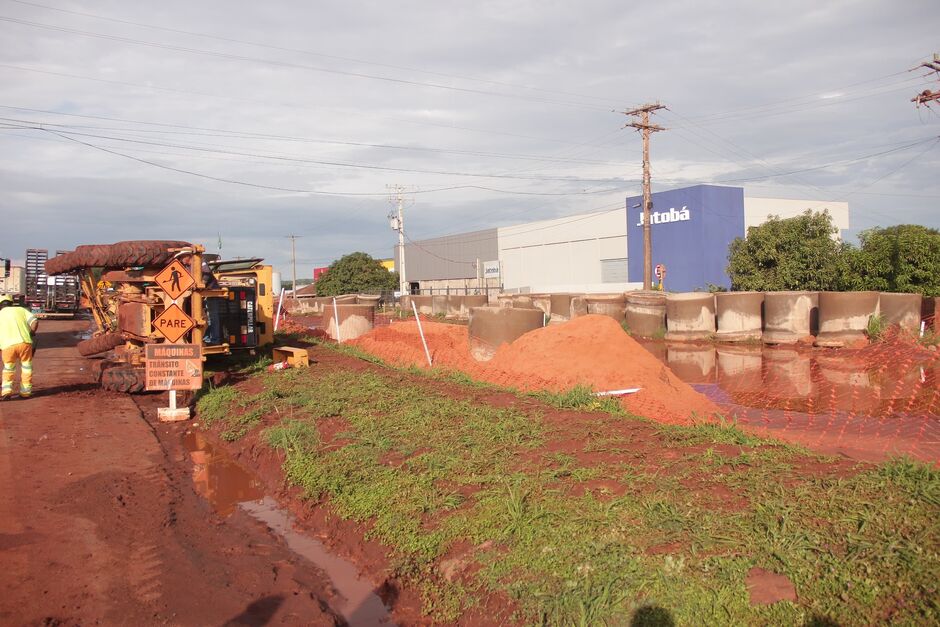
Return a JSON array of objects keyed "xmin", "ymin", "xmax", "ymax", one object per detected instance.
[{"xmin": 626, "ymin": 185, "xmax": 745, "ymax": 291}]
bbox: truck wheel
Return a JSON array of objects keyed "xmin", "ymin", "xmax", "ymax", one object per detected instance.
[
  {"xmin": 77, "ymin": 332, "xmax": 126, "ymax": 357},
  {"xmin": 45, "ymin": 240, "xmax": 192, "ymax": 275},
  {"xmin": 100, "ymin": 365, "xmax": 146, "ymax": 394}
]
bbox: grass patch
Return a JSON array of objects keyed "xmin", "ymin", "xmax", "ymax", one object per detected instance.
[
  {"xmin": 214, "ymin": 359, "xmax": 940, "ymax": 625},
  {"xmin": 530, "ymin": 385, "xmax": 629, "ymax": 416}
]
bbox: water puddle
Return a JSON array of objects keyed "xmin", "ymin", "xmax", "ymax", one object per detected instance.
[
  {"xmin": 181, "ymin": 432, "xmax": 394, "ymax": 625},
  {"xmin": 638, "ymin": 341, "xmax": 940, "ymax": 462}
]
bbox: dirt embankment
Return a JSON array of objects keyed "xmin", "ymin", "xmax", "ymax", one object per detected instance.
[{"xmin": 350, "ymin": 314, "xmax": 719, "ymax": 425}]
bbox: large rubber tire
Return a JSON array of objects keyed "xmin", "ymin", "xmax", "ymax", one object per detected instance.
[
  {"xmin": 46, "ymin": 240, "xmax": 192, "ymax": 275},
  {"xmin": 100, "ymin": 364, "xmax": 146, "ymax": 394},
  {"xmin": 77, "ymin": 332, "xmax": 125, "ymax": 357}
]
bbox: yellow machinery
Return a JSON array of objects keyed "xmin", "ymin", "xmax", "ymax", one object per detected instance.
[{"xmin": 45, "ymin": 240, "xmax": 275, "ymax": 392}]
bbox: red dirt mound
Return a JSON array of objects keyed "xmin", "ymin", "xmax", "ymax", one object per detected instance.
[{"xmin": 349, "ymin": 315, "xmax": 719, "ymax": 425}]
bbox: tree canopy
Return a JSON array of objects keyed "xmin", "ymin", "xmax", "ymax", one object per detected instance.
[
  {"xmin": 313, "ymin": 252, "xmax": 398, "ymax": 296},
  {"xmin": 844, "ymin": 224, "xmax": 940, "ymax": 296},
  {"xmin": 727, "ymin": 212, "xmax": 940, "ymax": 296},
  {"xmin": 727, "ymin": 210, "xmax": 847, "ymax": 291}
]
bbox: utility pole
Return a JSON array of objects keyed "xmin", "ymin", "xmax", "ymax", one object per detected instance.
[
  {"xmin": 286, "ymin": 234, "xmax": 299, "ymax": 293},
  {"xmin": 388, "ymin": 185, "xmax": 407, "ymax": 296},
  {"xmin": 622, "ymin": 102, "xmax": 666, "ymax": 290},
  {"xmin": 912, "ymin": 54, "xmax": 940, "ymax": 108}
]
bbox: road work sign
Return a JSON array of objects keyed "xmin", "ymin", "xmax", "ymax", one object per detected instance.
[
  {"xmin": 155, "ymin": 259, "xmax": 195, "ymax": 301},
  {"xmin": 145, "ymin": 343, "xmax": 203, "ymax": 391},
  {"xmin": 153, "ymin": 303, "xmax": 196, "ymax": 343}
]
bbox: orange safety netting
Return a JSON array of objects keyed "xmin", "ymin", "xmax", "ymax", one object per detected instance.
[{"xmin": 299, "ymin": 314, "xmax": 939, "ymax": 464}]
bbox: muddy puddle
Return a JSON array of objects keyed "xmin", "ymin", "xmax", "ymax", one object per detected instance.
[
  {"xmin": 638, "ymin": 341, "xmax": 940, "ymax": 462},
  {"xmin": 182, "ymin": 432, "xmax": 393, "ymax": 625}
]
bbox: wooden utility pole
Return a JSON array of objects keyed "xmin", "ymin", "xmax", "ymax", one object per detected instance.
[
  {"xmin": 286, "ymin": 234, "xmax": 299, "ymax": 292},
  {"xmin": 912, "ymin": 54, "xmax": 940, "ymax": 108},
  {"xmin": 623, "ymin": 103, "xmax": 666, "ymax": 290}
]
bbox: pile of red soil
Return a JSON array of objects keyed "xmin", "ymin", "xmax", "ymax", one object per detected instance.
[{"xmin": 350, "ymin": 315, "xmax": 719, "ymax": 425}]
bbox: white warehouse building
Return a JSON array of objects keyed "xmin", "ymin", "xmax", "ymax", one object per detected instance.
[{"xmin": 397, "ymin": 184, "xmax": 849, "ymax": 295}]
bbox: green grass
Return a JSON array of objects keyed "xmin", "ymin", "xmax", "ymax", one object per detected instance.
[
  {"xmin": 867, "ymin": 314, "xmax": 886, "ymax": 340},
  {"xmin": 529, "ymin": 385, "xmax": 629, "ymax": 416},
  {"xmin": 197, "ymin": 353, "xmax": 940, "ymax": 625}
]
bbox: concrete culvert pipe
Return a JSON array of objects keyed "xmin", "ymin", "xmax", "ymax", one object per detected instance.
[
  {"xmin": 570, "ymin": 295, "xmax": 589, "ymax": 318},
  {"xmin": 762, "ymin": 291, "xmax": 817, "ymax": 345},
  {"xmin": 460, "ymin": 295, "xmax": 488, "ymax": 319},
  {"xmin": 323, "ymin": 304, "xmax": 376, "ymax": 341},
  {"xmin": 878, "ymin": 292, "xmax": 923, "ymax": 334},
  {"xmin": 715, "ymin": 292, "xmax": 764, "ymax": 342},
  {"xmin": 550, "ymin": 294, "xmax": 572, "ymax": 322},
  {"xmin": 624, "ymin": 291, "xmax": 666, "ymax": 338},
  {"xmin": 411, "ymin": 295, "xmax": 433, "ymax": 315},
  {"xmin": 468, "ymin": 306, "xmax": 545, "ymax": 362},
  {"xmin": 815, "ymin": 291, "xmax": 880, "ymax": 348},
  {"xmin": 665, "ymin": 293, "xmax": 715, "ymax": 341},
  {"xmin": 585, "ymin": 294, "xmax": 626, "ymax": 323}
]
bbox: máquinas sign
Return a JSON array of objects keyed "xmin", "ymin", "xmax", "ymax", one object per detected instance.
[{"xmin": 635, "ymin": 206, "xmax": 690, "ymax": 226}]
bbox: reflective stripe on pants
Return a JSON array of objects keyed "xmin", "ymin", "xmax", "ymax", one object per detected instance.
[{"xmin": 1, "ymin": 343, "xmax": 34, "ymax": 396}]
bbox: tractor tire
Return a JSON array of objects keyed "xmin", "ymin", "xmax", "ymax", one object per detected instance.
[
  {"xmin": 100, "ymin": 364, "xmax": 146, "ymax": 394},
  {"xmin": 77, "ymin": 332, "xmax": 125, "ymax": 357},
  {"xmin": 45, "ymin": 240, "xmax": 192, "ymax": 275}
]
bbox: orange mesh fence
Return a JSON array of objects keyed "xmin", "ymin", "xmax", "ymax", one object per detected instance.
[{"xmin": 293, "ymin": 313, "xmax": 938, "ymax": 464}]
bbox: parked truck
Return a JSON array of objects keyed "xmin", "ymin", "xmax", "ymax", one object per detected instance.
[
  {"xmin": 25, "ymin": 248, "xmax": 81, "ymax": 317},
  {"xmin": 0, "ymin": 262, "xmax": 26, "ymax": 304}
]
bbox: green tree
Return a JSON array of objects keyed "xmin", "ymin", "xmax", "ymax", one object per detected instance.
[
  {"xmin": 726, "ymin": 210, "xmax": 848, "ymax": 291},
  {"xmin": 313, "ymin": 252, "xmax": 399, "ymax": 296},
  {"xmin": 844, "ymin": 225, "xmax": 940, "ymax": 296}
]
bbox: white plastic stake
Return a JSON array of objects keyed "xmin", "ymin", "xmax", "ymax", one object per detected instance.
[
  {"xmin": 332, "ymin": 297, "xmax": 342, "ymax": 343},
  {"xmin": 920, "ymin": 320, "xmax": 926, "ymax": 338},
  {"xmin": 412, "ymin": 300, "xmax": 433, "ymax": 367},
  {"xmin": 274, "ymin": 290, "xmax": 285, "ymax": 332},
  {"xmin": 594, "ymin": 388, "xmax": 642, "ymax": 397}
]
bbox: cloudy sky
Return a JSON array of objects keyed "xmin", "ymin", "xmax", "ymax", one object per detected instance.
[{"xmin": 1, "ymin": 0, "xmax": 937, "ymax": 277}]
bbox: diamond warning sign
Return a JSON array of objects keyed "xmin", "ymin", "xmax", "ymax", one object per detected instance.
[
  {"xmin": 145, "ymin": 343, "xmax": 203, "ymax": 391},
  {"xmin": 153, "ymin": 303, "xmax": 196, "ymax": 343},
  {"xmin": 154, "ymin": 259, "xmax": 195, "ymax": 301}
]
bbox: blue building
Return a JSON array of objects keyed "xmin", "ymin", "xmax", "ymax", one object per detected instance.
[{"xmin": 626, "ymin": 185, "xmax": 745, "ymax": 292}]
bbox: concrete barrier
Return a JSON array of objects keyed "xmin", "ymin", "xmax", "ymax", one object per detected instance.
[
  {"xmin": 715, "ymin": 291, "xmax": 764, "ymax": 342},
  {"xmin": 323, "ymin": 304, "xmax": 375, "ymax": 341},
  {"xmin": 878, "ymin": 292, "xmax": 922, "ymax": 333},
  {"xmin": 665, "ymin": 293, "xmax": 715, "ymax": 341},
  {"xmin": 496, "ymin": 294, "xmax": 514, "ymax": 308},
  {"xmin": 549, "ymin": 294, "xmax": 572, "ymax": 322},
  {"xmin": 468, "ymin": 306, "xmax": 545, "ymax": 361},
  {"xmin": 399, "ymin": 294, "xmax": 411, "ymax": 311},
  {"xmin": 529, "ymin": 294, "xmax": 552, "ymax": 316},
  {"xmin": 624, "ymin": 291, "xmax": 666, "ymax": 338},
  {"xmin": 815, "ymin": 291, "xmax": 879, "ymax": 347},
  {"xmin": 763, "ymin": 291, "xmax": 817, "ymax": 345},
  {"xmin": 411, "ymin": 295, "xmax": 433, "ymax": 315},
  {"xmin": 585, "ymin": 294, "xmax": 626, "ymax": 322},
  {"xmin": 431, "ymin": 295, "xmax": 448, "ymax": 316}
]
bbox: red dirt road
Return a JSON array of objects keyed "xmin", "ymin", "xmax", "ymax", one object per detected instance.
[{"xmin": 0, "ymin": 320, "xmax": 340, "ymax": 625}]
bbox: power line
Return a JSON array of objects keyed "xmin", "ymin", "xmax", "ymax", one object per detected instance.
[
  {"xmin": 0, "ymin": 104, "xmax": 631, "ymax": 167},
  {"xmin": 28, "ymin": 127, "xmax": 628, "ymax": 197},
  {"xmin": 6, "ymin": 0, "xmax": 628, "ymax": 108},
  {"xmin": 0, "ymin": 15, "xmax": 614, "ymax": 111},
  {"xmin": 0, "ymin": 64, "xmax": 609, "ymax": 147}
]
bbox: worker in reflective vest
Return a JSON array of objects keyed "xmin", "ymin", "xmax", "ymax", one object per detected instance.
[{"xmin": 0, "ymin": 294, "xmax": 39, "ymax": 399}]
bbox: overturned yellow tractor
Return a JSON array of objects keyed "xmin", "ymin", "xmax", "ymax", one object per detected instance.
[{"xmin": 46, "ymin": 241, "xmax": 275, "ymax": 392}]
